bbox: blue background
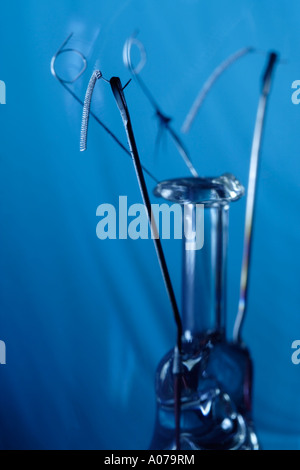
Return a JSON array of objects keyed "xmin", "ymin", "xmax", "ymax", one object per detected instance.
[{"xmin": 0, "ymin": 0, "xmax": 299, "ymax": 450}]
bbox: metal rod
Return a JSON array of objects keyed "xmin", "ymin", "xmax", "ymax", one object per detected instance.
[
  {"xmin": 110, "ymin": 77, "xmax": 183, "ymax": 450},
  {"xmin": 233, "ymin": 52, "xmax": 278, "ymax": 344},
  {"xmin": 110, "ymin": 76, "xmax": 183, "ymax": 349}
]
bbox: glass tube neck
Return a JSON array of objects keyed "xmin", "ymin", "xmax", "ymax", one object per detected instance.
[{"xmin": 154, "ymin": 174, "xmax": 244, "ymax": 343}]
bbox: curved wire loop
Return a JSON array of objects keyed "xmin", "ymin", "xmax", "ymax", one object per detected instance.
[
  {"xmin": 50, "ymin": 33, "xmax": 88, "ymax": 84},
  {"xmin": 110, "ymin": 75, "xmax": 183, "ymax": 450},
  {"xmin": 123, "ymin": 33, "xmax": 147, "ymax": 76}
]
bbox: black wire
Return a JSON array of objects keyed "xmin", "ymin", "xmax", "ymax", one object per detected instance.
[
  {"xmin": 110, "ymin": 77, "xmax": 183, "ymax": 349},
  {"xmin": 110, "ymin": 77, "xmax": 183, "ymax": 451}
]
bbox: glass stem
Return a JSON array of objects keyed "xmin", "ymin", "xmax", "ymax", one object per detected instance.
[{"xmin": 182, "ymin": 203, "xmax": 229, "ymax": 340}]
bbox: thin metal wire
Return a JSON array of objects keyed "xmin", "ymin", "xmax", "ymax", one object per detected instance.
[
  {"xmin": 110, "ymin": 76, "xmax": 183, "ymax": 450},
  {"xmin": 181, "ymin": 47, "xmax": 255, "ymax": 134},
  {"xmin": 109, "ymin": 76, "xmax": 183, "ymax": 349},
  {"xmin": 50, "ymin": 35, "xmax": 159, "ymax": 184},
  {"xmin": 123, "ymin": 32, "xmax": 199, "ymax": 178},
  {"xmin": 50, "ymin": 33, "xmax": 88, "ymax": 84},
  {"xmin": 233, "ymin": 52, "xmax": 278, "ymax": 344}
]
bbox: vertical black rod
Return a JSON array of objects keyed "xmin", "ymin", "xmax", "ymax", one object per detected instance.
[
  {"xmin": 110, "ymin": 77, "xmax": 182, "ymax": 449},
  {"xmin": 110, "ymin": 77, "xmax": 183, "ymax": 350}
]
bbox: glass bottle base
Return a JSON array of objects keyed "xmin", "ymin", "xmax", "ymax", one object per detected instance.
[{"xmin": 150, "ymin": 333, "xmax": 260, "ymax": 450}]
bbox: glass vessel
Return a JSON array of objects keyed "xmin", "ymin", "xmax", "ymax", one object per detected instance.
[{"xmin": 150, "ymin": 174, "xmax": 259, "ymax": 450}]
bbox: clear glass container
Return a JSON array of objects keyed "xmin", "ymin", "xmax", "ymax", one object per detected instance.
[{"xmin": 150, "ymin": 174, "xmax": 259, "ymax": 450}]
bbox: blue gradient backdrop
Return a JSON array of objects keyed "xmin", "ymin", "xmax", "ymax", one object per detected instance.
[{"xmin": 0, "ymin": 0, "xmax": 299, "ymax": 450}]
